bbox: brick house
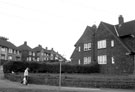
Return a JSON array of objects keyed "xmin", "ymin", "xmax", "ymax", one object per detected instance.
[
  {"xmin": 71, "ymin": 15, "xmax": 135, "ymax": 75},
  {"xmin": 33, "ymin": 45, "xmax": 45, "ymax": 61},
  {"xmin": 70, "ymin": 26, "xmax": 96, "ymax": 65},
  {"xmin": 47, "ymin": 48, "xmax": 66, "ymax": 61},
  {"xmin": 0, "ymin": 37, "xmax": 21, "ymax": 61},
  {"xmin": 18, "ymin": 41, "xmax": 35, "ymax": 61}
]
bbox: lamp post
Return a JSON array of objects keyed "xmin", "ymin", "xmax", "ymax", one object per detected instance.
[{"xmin": 58, "ymin": 59, "xmax": 63, "ymax": 92}]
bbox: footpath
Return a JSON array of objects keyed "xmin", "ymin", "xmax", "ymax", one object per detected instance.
[{"xmin": 0, "ymin": 66, "xmax": 134, "ymax": 92}]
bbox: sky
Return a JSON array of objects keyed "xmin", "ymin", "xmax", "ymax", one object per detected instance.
[{"xmin": 0, "ymin": 0, "xmax": 135, "ymax": 60}]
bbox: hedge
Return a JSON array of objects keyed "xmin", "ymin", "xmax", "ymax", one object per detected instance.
[
  {"xmin": 3, "ymin": 61, "xmax": 100, "ymax": 74},
  {"xmin": 4, "ymin": 73, "xmax": 135, "ymax": 89}
]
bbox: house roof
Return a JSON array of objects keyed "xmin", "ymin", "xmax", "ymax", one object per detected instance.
[
  {"xmin": 75, "ymin": 26, "xmax": 95, "ymax": 46},
  {"xmin": 18, "ymin": 41, "xmax": 32, "ymax": 51},
  {"xmin": 32, "ymin": 45, "xmax": 43, "ymax": 52},
  {"xmin": 0, "ymin": 37, "xmax": 17, "ymax": 50},
  {"xmin": 116, "ymin": 20, "xmax": 135, "ymax": 37},
  {"xmin": 101, "ymin": 21, "xmax": 135, "ymax": 53}
]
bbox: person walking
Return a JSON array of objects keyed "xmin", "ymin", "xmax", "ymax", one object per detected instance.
[{"xmin": 23, "ymin": 67, "xmax": 29, "ymax": 85}]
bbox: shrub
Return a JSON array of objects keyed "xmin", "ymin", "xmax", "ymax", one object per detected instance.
[
  {"xmin": 4, "ymin": 73, "xmax": 135, "ymax": 89},
  {"xmin": 3, "ymin": 61, "xmax": 29, "ymax": 73},
  {"xmin": 3, "ymin": 61, "xmax": 100, "ymax": 74}
]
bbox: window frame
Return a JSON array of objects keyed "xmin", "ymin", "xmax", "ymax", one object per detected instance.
[
  {"xmin": 111, "ymin": 40, "xmax": 114, "ymax": 47},
  {"xmin": 84, "ymin": 56, "xmax": 91, "ymax": 64},
  {"xmin": 97, "ymin": 40, "xmax": 106, "ymax": 49},
  {"xmin": 84, "ymin": 43, "xmax": 91, "ymax": 51},
  {"xmin": 97, "ymin": 55, "xmax": 107, "ymax": 64}
]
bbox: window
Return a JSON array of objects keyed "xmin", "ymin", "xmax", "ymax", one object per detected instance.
[
  {"xmin": 97, "ymin": 40, "xmax": 106, "ymax": 49},
  {"xmin": 37, "ymin": 58, "xmax": 40, "ymax": 61},
  {"xmin": 78, "ymin": 46, "xmax": 81, "ymax": 52},
  {"xmin": 1, "ymin": 47, "xmax": 6, "ymax": 52},
  {"xmin": 84, "ymin": 57, "xmax": 91, "ymax": 64},
  {"xmin": 14, "ymin": 50, "xmax": 16, "ymax": 54},
  {"xmin": 84, "ymin": 43, "xmax": 91, "ymax": 51},
  {"xmin": 111, "ymin": 40, "xmax": 114, "ymax": 47},
  {"xmin": 8, "ymin": 49, "xmax": 13, "ymax": 53},
  {"xmin": 111, "ymin": 57, "xmax": 115, "ymax": 64},
  {"xmin": 29, "ymin": 57, "xmax": 31, "ymax": 61},
  {"xmin": 29, "ymin": 51, "xmax": 32, "ymax": 55},
  {"xmin": 8, "ymin": 56, "xmax": 12, "ymax": 60},
  {"xmin": 98, "ymin": 55, "xmax": 107, "ymax": 64},
  {"xmin": 1, "ymin": 55, "xmax": 6, "ymax": 60},
  {"xmin": 33, "ymin": 52, "xmax": 35, "ymax": 56},
  {"xmin": 17, "ymin": 51, "xmax": 20, "ymax": 55},
  {"xmin": 32, "ymin": 58, "xmax": 35, "ymax": 61},
  {"xmin": 78, "ymin": 59, "xmax": 81, "ymax": 65}
]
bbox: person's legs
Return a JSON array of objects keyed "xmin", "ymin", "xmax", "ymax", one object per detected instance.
[{"xmin": 25, "ymin": 76, "xmax": 28, "ymax": 85}]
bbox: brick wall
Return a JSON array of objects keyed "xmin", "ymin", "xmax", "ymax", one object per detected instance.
[{"xmin": 95, "ymin": 24, "xmax": 134, "ymax": 75}]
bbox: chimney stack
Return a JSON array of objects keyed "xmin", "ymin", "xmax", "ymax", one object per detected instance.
[
  {"xmin": 45, "ymin": 47, "xmax": 48, "ymax": 50},
  {"xmin": 92, "ymin": 24, "xmax": 97, "ymax": 31},
  {"xmin": 38, "ymin": 44, "xmax": 42, "ymax": 47},
  {"xmin": 118, "ymin": 15, "xmax": 124, "ymax": 25},
  {"xmin": 24, "ymin": 41, "xmax": 27, "ymax": 45}
]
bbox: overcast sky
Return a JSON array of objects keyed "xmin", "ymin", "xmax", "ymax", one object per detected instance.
[{"xmin": 0, "ymin": 0, "xmax": 135, "ymax": 60}]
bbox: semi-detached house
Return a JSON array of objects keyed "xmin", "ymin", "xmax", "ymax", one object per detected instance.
[
  {"xmin": 71, "ymin": 15, "xmax": 135, "ymax": 75},
  {"xmin": 0, "ymin": 37, "xmax": 21, "ymax": 61}
]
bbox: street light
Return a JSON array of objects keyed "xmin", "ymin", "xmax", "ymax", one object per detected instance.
[{"xmin": 58, "ymin": 58, "xmax": 63, "ymax": 92}]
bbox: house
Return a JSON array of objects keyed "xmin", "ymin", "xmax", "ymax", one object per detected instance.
[
  {"xmin": 32, "ymin": 45, "xmax": 45, "ymax": 61},
  {"xmin": 48, "ymin": 48, "xmax": 67, "ymax": 61},
  {"xmin": 70, "ymin": 25, "xmax": 96, "ymax": 65},
  {"xmin": 71, "ymin": 15, "xmax": 135, "ymax": 75},
  {"xmin": 18, "ymin": 41, "xmax": 35, "ymax": 61},
  {"xmin": 0, "ymin": 36, "xmax": 21, "ymax": 61}
]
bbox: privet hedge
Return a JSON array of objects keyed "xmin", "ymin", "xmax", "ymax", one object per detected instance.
[{"xmin": 3, "ymin": 61, "xmax": 100, "ymax": 74}]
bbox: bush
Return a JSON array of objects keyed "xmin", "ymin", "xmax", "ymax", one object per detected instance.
[
  {"xmin": 4, "ymin": 73, "xmax": 135, "ymax": 89},
  {"xmin": 3, "ymin": 61, "xmax": 100, "ymax": 74},
  {"xmin": 3, "ymin": 61, "xmax": 29, "ymax": 73}
]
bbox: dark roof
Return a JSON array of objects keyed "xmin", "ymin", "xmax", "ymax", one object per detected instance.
[
  {"xmin": 0, "ymin": 38, "xmax": 17, "ymax": 50},
  {"xmin": 101, "ymin": 21, "xmax": 135, "ymax": 53},
  {"xmin": 18, "ymin": 41, "xmax": 32, "ymax": 51},
  {"xmin": 116, "ymin": 20, "xmax": 135, "ymax": 37},
  {"xmin": 75, "ymin": 26, "xmax": 95, "ymax": 46},
  {"xmin": 32, "ymin": 45, "xmax": 43, "ymax": 52}
]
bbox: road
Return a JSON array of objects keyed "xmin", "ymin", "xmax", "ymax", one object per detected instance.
[{"xmin": 0, "ymin": 66, "xmax": 134, "ymax": 92}]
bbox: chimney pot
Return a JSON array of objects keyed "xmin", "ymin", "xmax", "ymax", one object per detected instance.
[{"xmin": 119, "ymin": 15, "xmax": 124, "ymax": 25}]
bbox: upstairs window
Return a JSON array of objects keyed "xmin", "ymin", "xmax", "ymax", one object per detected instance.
[
  {"xmin": 33, "ymin": 52, "xmax": 35, "ymax": 56},
  {"xmin": 78, "ymin": 46, "xmax": 81, "ymax": 52},
  {"xmin": 17, "ymin": 51, "xmax": 20, "ymax": 55},
  {"xmin": 84, "ymin": 57, "xmax": 91, "ymax": 64},
  {"xmin": 98, "ymin": 55, "xmax": 107, "ymax": 64},
  {"xmin": 84, "ymin": 43, "xmax": 91, "ymax": 51},
  {"xmin": 8, "ymin": 48, "xmax": 13, "ymax": 53},
  {"xmin": 14, "ymin": 50, "xmax": 16, "ymax": 54},
  {"xmin": 29, "ymin": 51, "xmax": 32, "ymax": 55},
  {"xmin": 1, "ymin": 47, "xmax": 6, "ymax": 52},
  {"xmin": 111, "ymin": 40, "xmax": 114, "ymax": 47},
  {"xmin": 97, "ymin": 40, "xmax": 106, "ymax": 49}
]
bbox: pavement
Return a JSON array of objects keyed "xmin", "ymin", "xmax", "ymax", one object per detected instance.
[{"xmin": 0, "ymin": 66, "xmax": 134, "ymax": 92}]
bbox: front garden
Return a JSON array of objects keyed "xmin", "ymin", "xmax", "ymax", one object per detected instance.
[{"xmin": 2, "ymin": 61, "xmax": 135, "ymax": 89}]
